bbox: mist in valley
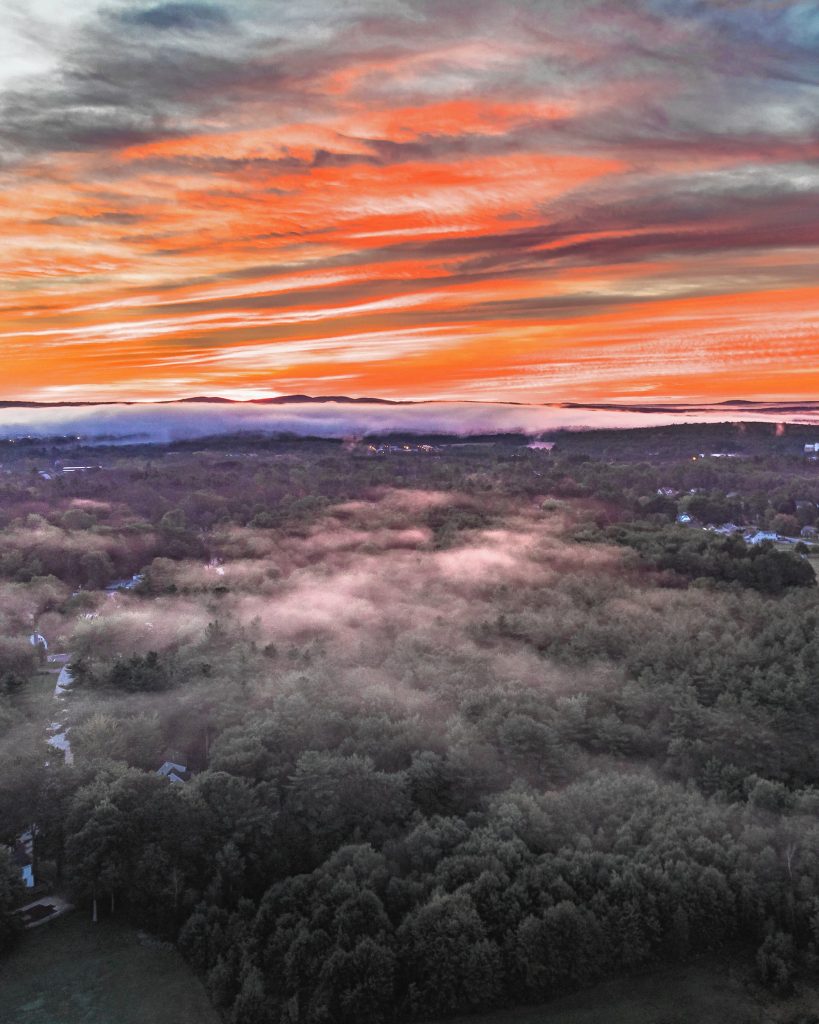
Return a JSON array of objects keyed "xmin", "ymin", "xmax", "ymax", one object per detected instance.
[{"xmin": 1, "ymin": 438, "xmax": 819, "ymax": 1021}]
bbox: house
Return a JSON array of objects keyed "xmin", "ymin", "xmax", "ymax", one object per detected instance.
[
  {"xmin": 157, "ymin": 761, "xmax": 191, "ymax": 784},
  {"xmin": 677, "ymin": 513, "xmax": 693, "ymax": 525},
  {"xmin": 527, "ymin": 440, "xmax": 555, "ymax": 451},
  {"xmin": 804, "ymin": 443, "xmax": 819, "ymax": 454},
  {"xmin": 29, "ymin": 632, "xmax": 48, "ymax": 651},
  {"xmin": 713, "ymin": 523, "xmax": 742, "ymax": 535},
  {"xmin": 366, "ymin": 442, "xmax": 439, "ymax": 456},
  {"xmin": 657, "ymin": 487, "xmax": 678, "ymax": 498},
  {"xmin": 47, "ymin": 653, "xmax": 70, "ymax": 665},
  {"xmin": 746, "ymin": 530, "xmax": 779, "ymax": 545},
  {"xmin": 801, "ymin": 525, "xmax": 818, "ymax": 539},
  {"xmin": 105, "ymin": 574, "xmax": 144, "ymax": 593}
]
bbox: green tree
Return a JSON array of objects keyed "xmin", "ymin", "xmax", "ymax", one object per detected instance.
[
  {"xmin": 0, "ymin": 846, "xmax": 23, "ymax": 953},
  {"xmin": 399, "ymin": 892, "xmax": 502, "ymax": 1017},
  {"xmin": 756, "ymin": 931, "xmax": 796, "ymax": 994},
  {"xmin": 66, "ymin": 799, "xmax": 126, "ymax": 921}
]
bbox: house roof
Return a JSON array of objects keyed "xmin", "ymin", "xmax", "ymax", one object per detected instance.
[{"xmin": 157, "ymin": 761, "xmax": 189, "ymax": 782}]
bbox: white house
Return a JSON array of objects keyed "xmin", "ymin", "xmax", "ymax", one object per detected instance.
[
  {"xmin": 746, "ymin": 531, "xmax": 778, "ymax": 545},
  {"xmin": 105, "ymin": 574, "xmax": 144, "ymax": 593}
]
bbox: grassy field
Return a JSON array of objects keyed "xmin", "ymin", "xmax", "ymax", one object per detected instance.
[
  {"xmin": 438, "ymin": 958, "xmax": 819, "ymax": 1024},
  {"xmin": 4, "ymin": 913, "xmax": 818, "ymax": 1024},
  {"xmin": 0, "ymin": 912, "xmax": 220, "ymax": 1024},
  {"xmin": 31, "ymin": 665, "xmax": 60, "ymax": 704}
]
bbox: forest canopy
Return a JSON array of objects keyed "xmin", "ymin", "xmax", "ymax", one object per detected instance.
[{"xmin": 1, "ymin": 426, "xmax": 819, "ymax": 1021}]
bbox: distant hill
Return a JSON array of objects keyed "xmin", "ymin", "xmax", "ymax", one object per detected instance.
[
  {"xmin": 251, "ymin": 395, "xmax": 401, "ymax": 406},
  {"xmin": 174, "ymin": 395, "xmax": 402, "ymax": 405},
  {"xmin": 0, "ymin": 394, "xmax": 405, "ymax": 409},
  {"xmin": 2, "ymin": 395, "xmax": 819, "ymax": 417}
]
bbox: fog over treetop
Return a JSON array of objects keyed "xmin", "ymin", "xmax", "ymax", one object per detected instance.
[{"xmin": 3, "ymin": 400, "xmax": 819, "ymax": 442}]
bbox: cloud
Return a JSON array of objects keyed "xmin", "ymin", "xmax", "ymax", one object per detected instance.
[
  {"xmin": 41, "ymin": 212, "xmax": 146, "ymax": 226},
  {"xmin": 120, "ymin": 3, "xmax": 232, "ymax": 32},
  {"xmin": 1, "ymin": 0, "xmax": 818, "ymax": 403},
  {"xmin": 0, "ymin": 3, "xmax": 253, "ymax": 158},
  {"xmin": 3, "ymin": 0, "xmax": 816, "ymax": 164}
]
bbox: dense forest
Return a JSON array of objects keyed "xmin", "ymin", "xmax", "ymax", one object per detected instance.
[{"xmin": 2, "ymin": 421, "xmax": 819, "ymax": 1022}]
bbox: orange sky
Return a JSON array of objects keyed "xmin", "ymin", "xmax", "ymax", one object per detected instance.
[{"xmin": 1, "ymin": 0, "xmax": 817, "ymax": 403}]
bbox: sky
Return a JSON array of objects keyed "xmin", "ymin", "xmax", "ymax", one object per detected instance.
[{"xmin": 1, "ymin": 0, "xmax": 817, "ymax": 405}]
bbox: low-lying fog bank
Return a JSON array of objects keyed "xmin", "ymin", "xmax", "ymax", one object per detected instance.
[{"xmin": 2, "ymin": 399, "xmax": 819, "ymax": 443}]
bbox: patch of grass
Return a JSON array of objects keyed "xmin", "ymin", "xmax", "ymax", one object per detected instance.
[
  {"xmin": 26, "ymin": 667, "xmax": 61, "ymax": 713},
  {"xmin": 437, "ymin": 958, "xmax": 819, "ymax": 1024},
  {"xmin": 0, "ymin": 912, "xmax": 219, "ymax": 1024}
]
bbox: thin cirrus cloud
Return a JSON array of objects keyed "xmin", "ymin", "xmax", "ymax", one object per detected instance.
[{"xmin": 0, "ymin": 0, "xmax": 817, "ymax": 404}]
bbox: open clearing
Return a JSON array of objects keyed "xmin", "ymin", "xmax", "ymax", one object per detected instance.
[{"xmin": 0, "ymin": 912, "xmax": 219, "ymax": 1024}]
